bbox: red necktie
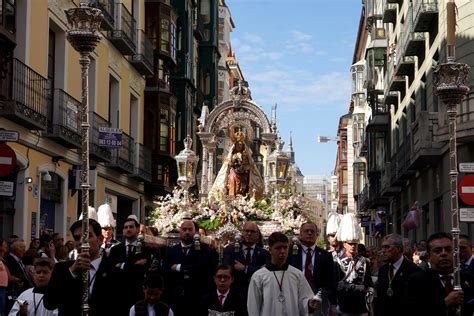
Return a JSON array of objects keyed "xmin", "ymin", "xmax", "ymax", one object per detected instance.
[
  {"xmin": 442, "ymin": 275, "xmax": 453, "ymax": 297},
  {"xmin": 305, "ymin": 248, "xmax": 313, "ymax": 284},
  {"xmin": 219, "ymin": 294, "xmax": 225, "ymax": 307}
]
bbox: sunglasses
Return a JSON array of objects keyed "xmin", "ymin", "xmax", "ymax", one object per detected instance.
[{"xmin": 73, "ymin": 235, "xmax": 81, "ymax": 241}]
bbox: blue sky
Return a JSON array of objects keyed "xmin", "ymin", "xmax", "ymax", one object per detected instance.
[{"xmin": 227, "ymin": 0, "xmax": 362, "ymax": 176}]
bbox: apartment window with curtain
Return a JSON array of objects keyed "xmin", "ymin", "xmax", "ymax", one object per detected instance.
[
  {"xmin": 160, "ymin": 107, "xmax": 169, "ymax": 152},
  {"xmin": 170, "ymin": 110, "xmax": 176, "ymax": 156},
  {"xmin": 161, "ymin": 18, "xmax": 170, "ymax": 54},
  {"xmin": 170, "ymin": 22, "xmax": 176, "ymax": 60}
]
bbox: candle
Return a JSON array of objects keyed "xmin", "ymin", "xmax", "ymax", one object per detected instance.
[{"xmin": 447, "ymin": 1, "xmax": 456, "ymax": 46}]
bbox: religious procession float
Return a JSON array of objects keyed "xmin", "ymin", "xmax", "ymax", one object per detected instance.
[{"xmin": 144, "ymin": 81, "xmax": 321, "ymax": 250}]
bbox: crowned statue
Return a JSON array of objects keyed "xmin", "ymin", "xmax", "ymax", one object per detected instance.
[{"xmin": 210, "ymin": 130, "xmax": 264, "ymax": 200}]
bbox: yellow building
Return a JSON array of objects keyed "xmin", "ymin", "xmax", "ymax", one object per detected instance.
[{"xmin": 0, "ymin": 0, "xmax": 153, "ymax": 241}]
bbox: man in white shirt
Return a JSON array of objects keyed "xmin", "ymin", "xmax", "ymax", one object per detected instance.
[{"xmin": 248, "ymin": 232, "xmax": 320, "ymax": 315}]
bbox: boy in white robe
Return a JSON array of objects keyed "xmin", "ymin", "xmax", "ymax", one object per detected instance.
[
  {"xmin": 9, "ymin": 258, "xmax": 58, "ymax": 316},
  {"xmin": 247, "ymin": 232, "xmax": 320, "ymax": 316}
]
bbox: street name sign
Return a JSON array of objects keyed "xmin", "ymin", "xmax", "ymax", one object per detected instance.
[
  {"xmin": 460, "ymin": 208, "xmax": 474, "ymax": 222},
  {"xmin": 0, "ymin": 130, "xmax": 19, "ymax": 142},
  {"xmin": 0, "ymin": 181, "xmax": 14, "ymax": 197},
  {"xmin": 459, "ymin": 163, "xmax": 474, "ymax": 173}
]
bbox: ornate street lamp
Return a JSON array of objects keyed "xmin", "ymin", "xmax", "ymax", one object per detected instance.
[
  {"xmin": 65, "ymin": 1, "xmax": 102, "ymax": 315},
  {"xmin": 433, "ymin": 1, "xmax": 470, "ymax": 310},
  {"xmin": 175, "ymin": 135, "xmax": 199, "ymax": 203},
  {"xmin": 267, "ymin": 137, "xmax": 290, "ymax": 192}
]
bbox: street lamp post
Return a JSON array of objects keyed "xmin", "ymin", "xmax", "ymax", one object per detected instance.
[
  {"xmin": 65, "ymin": 1, "xmax": 102, "ymax": 315},
  {"xmin": 175, "ymin": 135, "xmax": 199, "ymax": 207},
  {"xmin": 433, "ymin": 1, "xmax": 470, "ymax": 312},
  {"xmin": 267, "ymin": 137, "xmax": 290, "ymax": 194}
]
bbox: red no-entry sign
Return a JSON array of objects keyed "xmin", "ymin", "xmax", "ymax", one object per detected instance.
[
  {"xmin": 459, "ymin": 174, "xmax": 474, "ymax": 205},
  {"xmin": 0, "ymin": 143, "xmax": 16, "ymax": 177}
]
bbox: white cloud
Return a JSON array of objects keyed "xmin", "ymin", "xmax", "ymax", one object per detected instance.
[
  {"xmin": 245, "ymin": 69, "xmax": 351, "ymax": 111},
  {"xmin": 242, "ymin": 33, "xmax": 263, "ymax": 43},
  {"xmin": 285, "ymin": 30, "xmax": 314, "ymax": 53}
]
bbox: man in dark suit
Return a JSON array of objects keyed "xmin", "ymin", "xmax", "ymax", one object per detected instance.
[
  {"xmin": 376, "ymin": 233, "xmax": 420, "ymax": 316},
  {"xmin": 200, "ymin": 264, "xmax": 246, "ymax": 316},
  {"xmin": 287, "ymin": 222, "xmax": 337, "ymax": 316},
  {"xmin": 5, "ymin": 239, "xmax": 33, "ymax": 310},
  {"xmin": 108, "ymin": 214, "xmax": 155, "ymax": 310},
  {"xmin": 163, "ymin": 219, "xmax": 217, "ymax": 316},
  {"xmin": 43, "ymin": 218, "xmax": 126, "ymax": 316},
  {"xmin": 223, "ymin": 221, "xmax": 269, "ymax": 299},
  {"xmin": 404, "ymin": 232, "xmax": 474, "ymax": 316},
  {"xmin": 460, "ymin": 234, "xmax": 474, "ymax": 276}
]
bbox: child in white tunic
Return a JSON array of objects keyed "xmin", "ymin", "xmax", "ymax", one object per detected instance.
[
  {"xmin": 8, "ymin": 258, "xmax": 58, "ymax": 316},
  {"xmin": 247, "ymin": 232, "xmax": 319, "ymax": 316}
]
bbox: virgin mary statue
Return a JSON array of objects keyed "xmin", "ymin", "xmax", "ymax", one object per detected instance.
[{"xmin": 209, "ymin": 131, "xmax": 264, "ymax": 200}]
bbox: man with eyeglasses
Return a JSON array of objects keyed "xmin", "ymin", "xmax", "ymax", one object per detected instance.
[
  {"xmin": 200, "ymin": 264, "xmax": 246, "ymax": 316},
  {"xmin": 288, "ymin": 222, "xmax": 337, "ymax": 316},
  {"xmin": 375, "ymin": 233, "xmax": 419, "ymax": 316},
  {"xmin": 404, "ymin": 232, "xmax": 474, "ymax": 316},
  {"xmin": 223, "ymin": 221, "xmax": 269, "ymax": 299}
]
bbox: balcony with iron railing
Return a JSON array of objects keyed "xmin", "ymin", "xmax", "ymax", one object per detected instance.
[
  {"xmin": 0, "ymin": 58, "xmax": 48, "ymax": 130},
  {"xmin": 107, "ymin": 131, "xmax": 135, "ymax": 174},
  {"xmin": 399, "ymin": 16, "xmax": 425, "ymax": 58},
  {"xmin": 44, "ymin": 89, "xmax": 81, "ymax": 149},
  {"xmin": 383, "ymin": 0, "xmax": 397, "ymax": 24},
  {"xmin": 410, "ymin": 111, "xmax": 442, "ymax": 168},
  {"xmin": 413, "ymin": 0, "xmax": 438, "ymax": 32},
  {"xmin": 89, "ymin": 111, "xmax": 112, "ymax": 162},
  {"xmin": 390, "ymin": 135, "xmax": 415, "ymax": 185},
  {"xmin": 385, "ymin": 58, "xmax": 406, "ymax": 95},
  {"xmin": 131, "ymin": 142, "xmax": 152, "ymax": 182},
  {"xmin": 131, "ymin": 30, "xmax": 153, "ymax": 76},
  {"xmin": 109, "ymin": 3, "xmax": 136, "ymax": 55},
  {"xmin": 91, "ymin": 0, "xmax": 115, "ymax": 31}
]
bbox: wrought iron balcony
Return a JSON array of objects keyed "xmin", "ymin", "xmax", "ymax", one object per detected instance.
[
  {"xmin": 383, "ymin": 1, "xmax": 397, "ymax": 24},
  {"xmin": 90, "ymin": 0, "xmax": 115, "ymax": 31},
  {"xmin": 384, "ymin": 91, "xmax": 399, "ymax": 108},
  {"xmin": 131, "ymin": 142, "xmax": 152, "ymax": 182},
  {"xmin": 0, "ymin": 58, "xmax": 48, "ymax": 130},
  {"xmin": 410, "ymin": 111, "xmax": 441, "ymax": 169},
  {"xmin": 44, "ymin": 89, "xmax": 81, "ymax": 148},
  {"xmin": 131, "ymin": 30, "xmax": 153, "ymax": 76},
  {"xmin": 399, "ymin": 17, "xmax": 425, "ymax": 57},
  {"xmin": 395, "ymin": 56, "xmax": 415, "ymax": 77},
  {"xmin": 390, "ymin": 135, "xmax": 415, "ymax": 185},
  {"xmin": 413, "ymin": 0, "xmax": 438, "ymax": 32},
  {"xmin": 109, "ymin": 3, "xmax": 136, "ymax": 55},
  {"xmin": 107, "ymin": 131, "xmax": 135, "ymax": 174},
  {"xmin": 89, "ymin": 111, "xmax": 112, "ymax": 162},
  {"xmin": 385, "ymin": 60, "xmax": 406, "ymax": 94}
]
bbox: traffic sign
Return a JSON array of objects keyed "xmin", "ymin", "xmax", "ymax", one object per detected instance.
[
  {"xmin": 0, "ymin": 130, "xmax": 19, "ymax": 142},
  {"xmin": 0, "ymin": 143, "xmax": 16, "ymax": 177},
  {"xmin": 460, "ymin": 163, "xmax": 474, "ymax": 173},
  {"xmin": 459, "ymin": 174, "xmax": 474, "ymax": 205}
]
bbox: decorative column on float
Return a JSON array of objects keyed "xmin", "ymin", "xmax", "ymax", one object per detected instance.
[
  {"xmin": 433, "ymin": 1, "xmax": 470, "ymax": 313},
  {"xmin": 65, "ymin": 1, "xmax": 102, "ymax": 315}
]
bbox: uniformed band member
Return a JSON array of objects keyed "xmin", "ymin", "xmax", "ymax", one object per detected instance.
[{"xmin": 97, "ymin": 203, "xmax": 119, "ymax": 257}]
